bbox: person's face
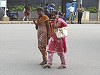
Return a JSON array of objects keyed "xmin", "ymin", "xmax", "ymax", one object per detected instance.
[
  {"xmin": 51, "ymin": 13, "xmax": 57, "ymax": 19},
  {"xmin": 37, "ymin": 10, "xmax": 43, "ymax": 16}
]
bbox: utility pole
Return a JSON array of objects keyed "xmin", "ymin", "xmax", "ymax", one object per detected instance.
[
  {"xmin": 1, "ymin": 0, "xmax": 9, "ymax": 21},
  {"xmin": 77, "ymin": 0, "xmax": 82, "ymax": 7},
  {"xmin": 26, "ymin": 0, "xmax": 27, "ymax": 5},
  {"xmin": 97, "ymin": 0, "xmax": 100, "ymax": 21},
  {"xmin": 4, "ymin": 0, "xmax": 7, "ymax": 17},
  {"xmin": 62, "ymin": 0, "xmax": 66, "ymax": 14},
  {"xmin": 44, "ymin": 0, "xmax": 48, "ymax": 5}
]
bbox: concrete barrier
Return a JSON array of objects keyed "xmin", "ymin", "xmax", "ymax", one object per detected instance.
[{"xmin": 82, "ymin": 11, "xmax": 89, "ymax": 21}]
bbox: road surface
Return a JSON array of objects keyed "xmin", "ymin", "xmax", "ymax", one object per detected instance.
[{"xmin": 0, "ymin": 24, "xmax": 100, "ymax": 75}]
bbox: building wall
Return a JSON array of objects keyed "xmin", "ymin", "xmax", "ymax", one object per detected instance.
[
  {"xmin": 7, "ymin": 0, "xmax": 98, "ymax": 8},
  {"xmin": 7, "ymin": 0, "xmax": 98, "ymax": 20},
  {"xmin": 82, "ymin": 0, "xmax": 98, "ymax": 8},
  {"xmin": 7, "ymin": 0, "xmax": 61, "ymax": 7}
]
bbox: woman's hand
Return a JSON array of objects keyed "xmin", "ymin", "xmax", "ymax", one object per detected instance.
[
  {"xmin": 33, "ymin": 18, "xmax": 36, "ymax": 22},
  {"xmin": 33, "ymin": 18, "xmax": 37, "ymax": 25}
]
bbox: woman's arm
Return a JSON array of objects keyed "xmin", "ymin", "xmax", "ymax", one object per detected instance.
[
  {"xmin": 33, "ymin": 18, "xmax": 38, "ymax": 30},
  {"xmin": 33, "ymin": 18, "xmax": 38, "ymax": 25},
  {"xmin": 61, "ymin": 20, "xmax": 67, "ymax": 27},
  {"xmin": 45, "ymin": 20, "xmax": 51, "ymax": 42},
  {"xmin": 45, "ymin": 20, "xmax": 51, "ymax": 33},
  {"xmin": 55, "ymin": 18, "xmax": 67, "ymax": 28}
]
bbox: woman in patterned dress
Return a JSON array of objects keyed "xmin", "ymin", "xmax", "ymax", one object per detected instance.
[
  {"xmin": 33, "ymin": 7, "xmax": 50, "ymax": 65},
  {"xmin": 43, "ymin": 11, "xmax": 67, "ymax": 69}
]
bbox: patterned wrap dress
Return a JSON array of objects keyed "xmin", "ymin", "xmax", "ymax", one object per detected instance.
[{"xmin": 37, "ymin": 15, "xmax": 49, "ymax": 61}]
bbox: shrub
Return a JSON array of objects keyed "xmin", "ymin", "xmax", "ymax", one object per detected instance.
[
  {"xmin": 57, "ymin": 6, "xmax": 62, "ymax": 12},
  {"xmin": 67, "ymin": 0, "xmax": 73, "ymax": 2},
  {"xmin": 9, "ymin": 5, "xmax": 24, "ymax": 11},
  {"xmin": 85, "ymin": 7, "xmax": 97, "ymax": 13},
  {"xmin": 31, "ymin": 7, "xmax": 37, "ymax": 11},
  {"xmin": 9, "ymin": 5, "xmax": 37, "ymax": 12}
]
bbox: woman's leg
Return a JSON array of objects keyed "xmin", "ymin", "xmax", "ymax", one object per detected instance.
[
  {"xmin": 43, "ymin": 52, "xmax": 54, "ymax": 68},
  {"xmin": 23, "ymin": 16, "xmax": 26, "ymax": 21},
  {"xmin": 38, "ymin": 46, "xmax": 47, "ymax": 65},
  {"xmin": 57, "ymin": 53, "xmax": 66, "ymax": 69},
  {"xmin": 26, "ymin": 16, "xmax": 29, "ymax": 21},
  {"xmin": 47, "ymin": 52, "xmax": 54, "ymax": 65},
  {"xmin": 38, "ymin": 31, "xmax": 48, "ymax": 65}
]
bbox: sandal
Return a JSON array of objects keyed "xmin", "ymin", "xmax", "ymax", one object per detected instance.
[
  {"xmin": 39, "ymin": 61, "xmax": 47, "ymax": 65},
  {"xmin": 57, "ymin": 65, "xmax": 66, "ymax": 69},
  {"xmin": 42, "ymin": 64, "xmax": 51, "ymax": 68}
]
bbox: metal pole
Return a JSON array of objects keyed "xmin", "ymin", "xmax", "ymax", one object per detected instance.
[
  {"xmin": 77, "ymin": 0, "xmax": 82, "ymax": 7},
  {"xmin": 4, "ymin": 0, "xmax": 7, "ymax": 17},
  {"xmin": 62, "ymin": 0, "xmax": 66, "ymax": 14},
  {"xmin": 97, "ymin": 0, "xmax": 100, "ymax": 21},
  {"xmin": 44, "ymin": 0, "xmax": 48, "ymax": 5},
  {"xmin": 26, "ymin": 0, "xmax": 27, "ymax": 5},
  {"xmin": 80, "ymin": 0, "xmax": 82, "ymax": 4}
]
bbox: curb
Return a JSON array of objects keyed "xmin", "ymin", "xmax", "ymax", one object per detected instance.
[
  {"xmin": 0, "ymin": 21, "xmax": 100, "ymax": 24},
  {"xmin": 0, "ymin": 21, "xmax": 33, "ymax": 24}
]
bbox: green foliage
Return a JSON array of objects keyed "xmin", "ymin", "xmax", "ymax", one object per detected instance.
[
  {"xmin": 9, "ymin": 5, "xmax": 36, "ymax": 11},
  {"xmin": 57, "ymin": 6, "xmax": 62, "ymax": 12},
  {"xmin": 9, "ymin": 5, "xmax": 24, "ymax": 11},
  {"xmin": 31, "ymin": 7, "xmax": 37, "ymax": 11},
  {"xmin": 85, "ymin": 7, "xmax": 97, "ymax": 13},
  {"xmin": 67, "ymin": 0, "xmax": 72, "ymax": 2}
]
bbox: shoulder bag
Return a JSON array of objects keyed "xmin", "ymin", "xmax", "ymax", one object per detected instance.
[{"xmin": 54, "ymin": 27, "xmax": 68, "ymax": 38}]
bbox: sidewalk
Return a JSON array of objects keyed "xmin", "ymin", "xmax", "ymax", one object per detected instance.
[{"xmin": 0, "ymin": 21, "xmax": 100, "ymax": 24}]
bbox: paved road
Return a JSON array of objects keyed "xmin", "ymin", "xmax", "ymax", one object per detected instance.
[{"xmin": 0, "ymin": 24, "xmax": 100, "ymax": 75}]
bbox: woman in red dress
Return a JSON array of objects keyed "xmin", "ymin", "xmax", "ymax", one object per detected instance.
[{"xmin": 43, "ymin": 11, "xmax": 68, "ymax": 69}]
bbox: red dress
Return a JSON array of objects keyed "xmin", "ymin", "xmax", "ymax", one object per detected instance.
[{"xmin": 47, "ymin": 18, "xmax": 67, "ymax": 53}]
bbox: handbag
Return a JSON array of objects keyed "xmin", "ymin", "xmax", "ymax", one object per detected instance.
[
  {"xmin": 35, "ymin": 25, "xmax": 38, "ymax": 30},
  {"xmin": 54, "ymin": 27, "xmax": 68, "ymax": 38}
]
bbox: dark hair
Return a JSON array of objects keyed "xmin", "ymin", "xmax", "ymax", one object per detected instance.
[
  {"xmin": 36, "ymin": 7, "xmax": 44, "ymax": 12},
  {"xmin": 72, "ymin": 3, "xmax": 74, "ymax": 6},
  {"xmin": 52, "ymin": 10, "xmax": 58, "ymax": 15},
  {"xmin": 80, "ymin": 4, "xmax": 82, "ymax": 6}
]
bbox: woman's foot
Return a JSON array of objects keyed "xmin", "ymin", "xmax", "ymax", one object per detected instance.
[
  {"xmin": 42, "ymin": 64, "xmax": 51, "ymax": 68},
  {"xmin": 57, "ymin": 65, "xmax": 66, "ymax": 69},
  {"xmin": 39, "ymin": 61, "xmax": 47, "ymax": 65}
]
